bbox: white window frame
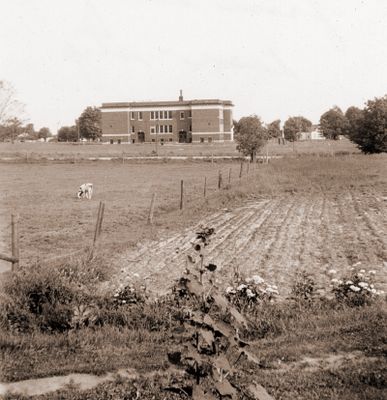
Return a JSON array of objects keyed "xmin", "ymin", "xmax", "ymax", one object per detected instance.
[
  {"xmin": 131, "ymin": 111, "xmax": 136, "ymax": 120},
  {"xmin": 180, "ymin": 111, "xmax": 185, "ymax": 120},
  {"xmin": 138, "ymin": 111, "xmax": 143, "ymax": 120},
  {"xmin": 150, "ymin": 126, "xmax": 156, "ymax": 134}
]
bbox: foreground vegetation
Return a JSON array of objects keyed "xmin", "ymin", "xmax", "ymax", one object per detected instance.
[
  {"xmin": 1, "ymin": 254, "xmax": 386, "ymax": 399},
  {"xmin": 1, "ymin": 150, "xmax": 386, "ymax": 398}
]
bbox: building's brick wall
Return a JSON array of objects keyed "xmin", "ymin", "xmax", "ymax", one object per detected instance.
[
  {"xmin": 192, "ymin": 109, "xmax": 220, "ymax": 133},
  {"xmin": 101, "ymin": 112, "xmax": 128, "ymax": 135}
]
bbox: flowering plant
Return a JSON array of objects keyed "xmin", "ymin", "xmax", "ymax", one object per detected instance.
[
  {"xmin": 330, "ymin": 268, "xmax": 384, "ymax": 307},
  {"xmin": 225, "ymin": 274, "xmax": 279, "ymax": 311}
]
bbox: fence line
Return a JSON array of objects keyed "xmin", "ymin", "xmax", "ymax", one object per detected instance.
[{"xmin": 8, "ymin": 159, "xmax": 266, "ymax": 268}]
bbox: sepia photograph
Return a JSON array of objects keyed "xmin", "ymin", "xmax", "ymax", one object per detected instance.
[{"xmin": 0, "ymin": 0, "xmax": 386, "ymax": 398}]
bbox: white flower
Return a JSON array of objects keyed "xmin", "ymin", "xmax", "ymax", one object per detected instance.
[
  {"xmin": 346, "ymin": 280, "xmax": 353, "ymax": 285},
  {"xmin": 114, "ymin": 293, "xmax": 119, "ymax": 297},
  {"xmin": 353, "ymin": 261, "xmax": 361, "ymax": 267},
  {"xmin": 369, "ymin": 270, "xmax": 376, "ymax": 275},
  {"xmin": 237, "ymin": 284, "xmax": 247, "ymax": 291},
  {"xmin": 370, "ymin": 284, "xmax": 374, "ymax": 288},
  {"xmin": 358, "ymin": 282, "xmax": 368, "ymax": 288},
  {"xmin": 359, "ymin": 269, "xmax": 366, "ymax": 274},
  {"xmin": 133, "ymin": 273, "xmax": 140, "ymax": 278},
  {"xmin": 252, "ymin": 275, "xmax": 265, "ymax": 284},
  {"xmin": 122, "ymin": 300, "xmax": 126, "ymax": 304},
  {"xmin": 331, "ymin": 278, "xmax": 339, "ymax": 283},
  {"xmin": 246, "ymin": 289, "xmax": 256, "ymax": 298},
  {"xmin": 226, "ymin": 286, "xmax": 236, "ymax": 294},
  {"xmin": 328, "ymin": 269, "xmax": 337, "ymax": 275},
  {"xmin": 350, "ymin": 285, "xmax": 361, "ymax": 292},
  {"xmin": 338, "ymin": 280, "xmax": 343, "ymax": 285},
  {"xmin": 266, "ymin": 287, "xmax": 279, "ymax": 294},
  {"xmin": 271, "ymin": 285, "xmax": 278, "ymax": 290},
  {"xmin": 370, "ymin": 288, "xmax": 377, "ymax": 294},
  {"xmin": 357, "ymin": 273, "xmax": 364, "ymax": 278},
  {"xmin": 377, "ymin": 290, "xmax": 385, "ymax": 295}
]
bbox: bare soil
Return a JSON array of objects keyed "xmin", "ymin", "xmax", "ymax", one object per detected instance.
[{"xmin": 112, "ymin": 190, "xmax": 387, "ymax": 296}]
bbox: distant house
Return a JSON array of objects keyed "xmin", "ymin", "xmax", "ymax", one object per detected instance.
[
  {"xmin": 299, "ymin": 124, "xmax": 325, "ymax": 140},
  {"xmin": 100, "ymin": 91, "xmax": 234, "ymax": 144}
]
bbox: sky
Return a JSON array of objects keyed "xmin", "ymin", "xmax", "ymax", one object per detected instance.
[{"xmin": 1, "ymin": 0, "xmax": 387, "ymax": 133}]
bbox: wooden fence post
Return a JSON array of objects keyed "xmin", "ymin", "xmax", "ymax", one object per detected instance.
[
  {"xmin": 218, "ymin": 170, "xmax": 222, "ymax": 189},
  {"xmin": 180, "ymin": 180, "xmax": 184, "ymax": 210},
  {"xmin": 11, "ymin": 214, "xmax": 19, "ymax": 271},
  {"xmin": 89, "ymin": 202, "xmax": 103, "ymax": 259},
  {"xmin": 239, "ymin": 162, "xmax": 243, "ymax": 179},
  {"xmin": 97, "ymin": 202, "xmax": 105, "ymax": 237},
  {"xmin": 148, "ymin": 193, "xmax": 156, "ymax": 225},
  {"xmin": 228, "ymin": 168, "xmax": 231, "ymax": 184},
  {"xmin": 203, "ymin": 177, "xmax": 207, "ymax": 197}
]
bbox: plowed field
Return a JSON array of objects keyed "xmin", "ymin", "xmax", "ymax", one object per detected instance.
[{"xmin": 113, "ymin": 189, "xmax": 387, "ymax": 296}]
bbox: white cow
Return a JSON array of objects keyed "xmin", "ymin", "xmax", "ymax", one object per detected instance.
[{"xmin": 77, "ymin": 183, "xmax": 93, "ymax": 199}]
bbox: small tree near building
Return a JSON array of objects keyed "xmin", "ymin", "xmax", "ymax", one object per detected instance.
[
  {"xmin": 234, "ymin": 115, "xmax": 267, "ymax": 162},
  {"xmin": 78, "ymin": 106, "xmax": 102, "ymax": 141},
  {"xmin": 58, "ymin": 126, "xmax": 78, "ymax": 142},
  {"xmin": 267, "ymin": 119, "xmax": 281, "ymax": 138},
  {"xmin": 38, "ymin": 127, "xmax": 52, "ymax": 141},
  {"xmin": 284, "ymin": 116, "xmax": 312, "ymax": 141},
  {"xmin": 319, "ymin": 106, "xmax": 348, "ymax": 140}
]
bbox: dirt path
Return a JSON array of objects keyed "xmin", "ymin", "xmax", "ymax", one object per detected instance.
[{"xmin": 112, "ymin": 192, "xmax": 387, "ymax": 296}]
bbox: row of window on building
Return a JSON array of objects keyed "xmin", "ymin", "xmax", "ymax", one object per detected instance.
[
  {"xmin": 130, "ymin": 125, "xmax": 192, "ymax": 134},
  {"xmin": 130, "ymin": 110, "xmax": 192, "ymax": 120},
  {"xmin": 109, "ymin": 137, "xmax": 213, "ymax": 144},
  {"xmin": 131, "ymin": 125, "xmax": 174, "ymax": 133}
]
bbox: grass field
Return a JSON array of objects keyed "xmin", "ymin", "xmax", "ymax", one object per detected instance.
[
  {"xmin": 0, "ymin": 145, "xmax": 386, "ymax": 399},
  {"xmin": 0, "ymin": 138, "xmax": 358, "ymax": 161}
]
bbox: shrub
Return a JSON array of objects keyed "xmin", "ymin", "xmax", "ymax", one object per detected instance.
[{"xmin": 0, "ymin": 258, "xmax": 110, "ymax": 333}]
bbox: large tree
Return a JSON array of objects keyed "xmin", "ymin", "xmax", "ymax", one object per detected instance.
[
  {"xmin": 319, "ymin": 106, "xmax": 348, "ymax": 140},
  {"xmin": 0, "ymin": 81, "xmax": 25, "ymax": 142},
  {"xmin": 267, "ymin": 119, "xmax": 281, "ymax": 138},
  {"xmin": 78, "ymin": 106, "xmax": 102, "ymax": 141},
  {"xmin": 283, "ymin": 116, "xmax": 312, "ymax": 141},
  {"xmin": 58, "ymin": 126, "xmax": 78, "ymax": 142},
  {"xmin": 234, "ymin": 115, "xmax": 267, "ymax": 161},
  {"xmin": 348, "ymin": 96, "xmax": 387, "ymax": 154},
  {"xmin": 345, "ymin": 106, "xmax": 363, "ymax": 138}
]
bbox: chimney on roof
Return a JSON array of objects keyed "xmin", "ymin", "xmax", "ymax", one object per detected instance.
[{"xmin": 179, "ymin": 90, "xmax": 183, "ymax": 102}]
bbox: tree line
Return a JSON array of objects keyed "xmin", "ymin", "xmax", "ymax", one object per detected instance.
[{"xmin": 234, "ymin": 94, "xmax": 387, "ymax": 159}]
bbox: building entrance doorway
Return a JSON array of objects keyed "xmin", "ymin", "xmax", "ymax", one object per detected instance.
[
  {"xmin": 137, "ymin": 132, "xmax": 145, "ymax": 143},
  {"xmin": 179, "ymin": 131, "xmax": 187, "ymax": 143}
]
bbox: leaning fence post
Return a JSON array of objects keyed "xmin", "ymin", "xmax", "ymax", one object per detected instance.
[
  {"xmin": 97, "ymin": 202, "xmax": 105, "ymax": 237},
  {"xmin": 89, "ymin": 202, "xmax": 103, "ymax": 259},
  {"xmin": 148, "ymin": 193, "xmax": 156, "ymax": 225},
  {"xmin": 203, "ymin": 177, "xmax": 207, "ymax": 197},
  {"xmin": 228, "ymin": 168, "xmax": 231, "ymax": 184},
  {"xmin": 180, "ymin": 180, "xmax": 184, "ymax": 210},
  {"xmin": 11, "ymin": 214, "xmax": 19, "ymax": 271}
]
